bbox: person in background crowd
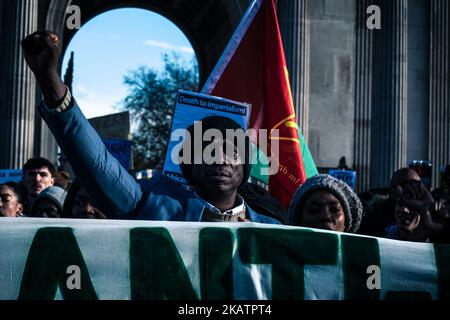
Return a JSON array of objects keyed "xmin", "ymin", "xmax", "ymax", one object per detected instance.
[
  {"xmin": 238, "ymin": 182, "xmax": 288, "ymax": 224},
  {"xmin": 21, "ymin": 157, "xmax": 56, "ymax": 214},
  {"xmin": 358, "ymin": 168, "xmax": 421, "ymax": 237},
  {"xmin": 288, "ymin": 174, "xmax": 363, "ymax": 233},
  {"xmin": 30, "ymin": 186, "xmax": 67, "ymax": 218},
  {"xmin": 21, "ymin": 31, "xmax": 279, "ymax": 224},
  {"xmin": 54, "ymin": 170, "xmax": 71, "ymax": 189},
  {"xmin": 432, "ymin": 165, "xmax": 450, "ymax": 220},
  {"xmin": 63, "ymin": 180, "xmax": 107, "ymax": 219},
  {"xmin": 0, "ymin": 182, "xmax": 26, "ymax": 217},
  {"xmin": 337, "ymin": 157, "xmax": 349, "ymax": 170},
  {"xmin": 385, "ymin": 179, "xmax": 448, "ymax": 242}
]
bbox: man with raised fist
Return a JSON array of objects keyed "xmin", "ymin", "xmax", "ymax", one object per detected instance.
[{"xmin": 21, "ymin": 31, "xmax": 279, "ymax": 224}]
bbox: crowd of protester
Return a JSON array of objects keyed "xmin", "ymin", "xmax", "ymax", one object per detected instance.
[
  {"xmin": 0, "ymin": 157, "xmax": 107, "ymax": 219},
  {"xmin": 1, "ymin": 153, "xmax": 449, "ymax": 244},
  {"xmin": 1, "ymin": 30, "xmax": 449, "ymax": 245}
]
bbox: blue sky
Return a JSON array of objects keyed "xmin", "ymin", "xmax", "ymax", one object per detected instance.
[{"xmin": 61, "ymin": 8, "xmax": 196, "ymax": 119}]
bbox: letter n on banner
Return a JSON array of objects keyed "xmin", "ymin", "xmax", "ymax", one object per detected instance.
[{"xmin": 199, "ymin": 228, "xmax": 233, "ymax": 300}]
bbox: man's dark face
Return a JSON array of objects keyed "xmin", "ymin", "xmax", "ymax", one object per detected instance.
[
  {"xmin": 72, "ymin": 187, "xmax": 107, "ymax": 219},
  {"xmin": 32, "ymin": 198, "xmax": 61, "ymax": 218},
  {"xmin": 192, "ymin": 163, "xmax": 244, "ymax": 193},
  {"xmin": 191, "ymin": 139, "xmax": 244, "ymax": 193},
  {"xmin": 73, "ymin": 188, "xmax": 96, "ymax": 218}
]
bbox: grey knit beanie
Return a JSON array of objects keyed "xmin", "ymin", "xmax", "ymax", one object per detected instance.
[
  {"xmin": 288, "ymin": 174, "xmax": 363, "ymax": 233},
  {"xmin": 31, "ymin": 186, "xmax": 67, "ymax": 213}
]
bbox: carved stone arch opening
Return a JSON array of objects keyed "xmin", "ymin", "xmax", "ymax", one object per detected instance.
[{"xmin": 44, "ymin": 0, "xmax": 251, "ymax": 84}]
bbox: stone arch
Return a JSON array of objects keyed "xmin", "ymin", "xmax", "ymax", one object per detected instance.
[{"xmin": 44, "ymin": 0, "xmax": 251, "ymax": 84}]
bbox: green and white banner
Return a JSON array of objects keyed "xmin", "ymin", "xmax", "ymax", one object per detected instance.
[{"xmin": 0, "ymin": 218, "xmax": 448, "ymax": 300}]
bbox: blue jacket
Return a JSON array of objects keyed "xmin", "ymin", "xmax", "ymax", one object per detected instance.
[{"xmin": 39, "ymin": 98, "xmax": 280, "ymax": 224}]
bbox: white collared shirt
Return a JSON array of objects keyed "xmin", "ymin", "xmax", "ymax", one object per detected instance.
[{"xmin": 194, "ymin": 191, "xmax": 247, "ymax": 222}]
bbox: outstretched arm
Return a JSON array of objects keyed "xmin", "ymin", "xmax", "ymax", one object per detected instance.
[{"xmin": 22, "ymin": 31, "xmax": 143, "ymax": 217}]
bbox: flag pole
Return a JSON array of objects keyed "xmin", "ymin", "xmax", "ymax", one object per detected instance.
[{"xmin": 201, "ymin": 0, "xmax": 262, "ymax": 94}]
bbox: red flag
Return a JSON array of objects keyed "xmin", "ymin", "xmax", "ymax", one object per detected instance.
[{"xmin": 202, "ymin": 0, "xmax": 307, "ymax": 208}]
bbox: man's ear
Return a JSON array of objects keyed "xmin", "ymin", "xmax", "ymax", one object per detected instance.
[{"xmin": 50, "ymin": 177, "xmax": 55, "ymax": 186}]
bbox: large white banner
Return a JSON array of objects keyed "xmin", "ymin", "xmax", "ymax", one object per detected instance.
[{"xmin": 0, "ymin": 218, "xmax": 448, "ymax": 300}]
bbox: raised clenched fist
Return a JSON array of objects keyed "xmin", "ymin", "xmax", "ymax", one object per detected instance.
[
  {"xmin": 21, "ymin": 31, "xmax": 61, "ymax": 78},
  {"xmin": 21, "ymin": 31, "xmax": 66, "ymax": 107}
]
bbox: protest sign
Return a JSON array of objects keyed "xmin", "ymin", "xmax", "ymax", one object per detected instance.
[
  {"xmin": 0, "ymin": 169, "xmax": 23, "ymax": 183},
  {"xmin": 0, "ymin": 218, "xmax": 448, "ymax": 300},
  {"xmin": 81, "ymin": 112, "xmax": 133, "ymax": 170},
  {"xmin": 163, "ymin": 90, "xmax": 251, "ymax": 184},
  {"xmin": 88, "ymin": 111, "xmax": 131, "ymax": 141},
  {"xmin": 328, "ymin": 169, "xmax": 357, "ymax": 190}
]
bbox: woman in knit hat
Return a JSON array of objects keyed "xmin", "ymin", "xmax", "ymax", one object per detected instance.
[
  {"xmin": 30, "ymin": 186, "xmax": 67, "ymax": 218},
  {"xmin": 288, "ymin": 174, "xmax": 363, "ymax": 233}
]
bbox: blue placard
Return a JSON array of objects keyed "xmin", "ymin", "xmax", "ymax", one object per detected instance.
[
  {"xmin": 163, "ymin": 90, "xmax": 251, "ymax": 185},
  {"xmin": 0, "ymin": 169, "xmax": 23, "ymax": 184},
  {"xmin": 328, "ymin": 169, "xmax": 356, "ymax": 190}
]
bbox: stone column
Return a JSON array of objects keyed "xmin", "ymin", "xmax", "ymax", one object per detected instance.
[
  {"xmin": 429, "ymin": 0, "xmax": 450, "ymax": 188},
  {"xmin": 0, "ymin": 2, "xmax": 3, "ymax": 37},
  {"xmin": 0, "ymin": 0, "xmax": 38, "ymax": 168},
  {"xmin": 277, "ymin": 0, "xmax": 310, "ymax": 142},
  {"xmin": 32, "ymin": 0, "xmax": 71, "ymax": 165},
  {"xmin": 353, "ymin": 0, "xmax": 374, "ymax": 192},
  {"xmin": 370, "ymin": 0, "xmax": 408, "ymax": 188}
]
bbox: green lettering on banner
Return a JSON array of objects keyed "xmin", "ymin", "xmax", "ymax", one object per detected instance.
[
  {"xmin": 341, "ymin": 235, "xmax": 380, "ymax": 300},
  {"xmin": 433, "ymin": 243, "xmax": 450, "ymax": 300},
  {"xmin": 130, "ymin": 228, "xmax": 197, "ymax": 300},
  {"xmin": 199, "ymin": 228, "xmax": 233, "ymax": 300},
  {"xmin": 18, "ymin": 228, "xmax": 97, "ymax": 300},
  {"xmin": 238, "ymin": 228, "xmax": 338, "ymax": 299}
]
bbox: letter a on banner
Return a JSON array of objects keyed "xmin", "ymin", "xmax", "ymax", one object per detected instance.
[{"xmin": 18, "ymin": 228, "xmax": 97, "ymax": 300}]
